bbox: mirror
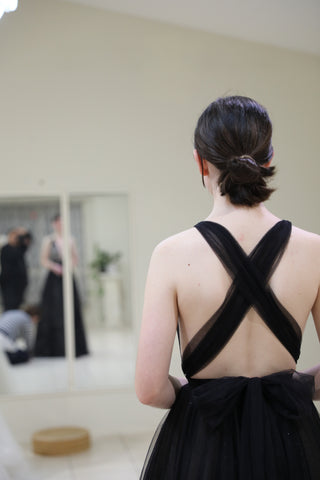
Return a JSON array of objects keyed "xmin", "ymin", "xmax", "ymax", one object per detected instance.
[
  {"xmin": 0, "ymin": 193, "xmax": 133, "ymax": 395},
  {"xmin": 69, "ymin": 193, "xmax": 133, "ymax": 390},
  {"xmin": 0, "ymin": 195, "xmax": 68, "ymax": 394}
]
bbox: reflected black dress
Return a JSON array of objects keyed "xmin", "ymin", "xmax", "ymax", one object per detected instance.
[
  {"xmin": 34, "ymin": 239, "xmax": 88, "ymax": 357},
  {"xmin": 140, "ymin": 220, "xmax": 320, "ymax": 479}
]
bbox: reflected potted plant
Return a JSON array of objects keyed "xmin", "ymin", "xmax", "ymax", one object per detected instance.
[
  {"xmin": 90, "ymin": 246, "xmax": 123, "ymax": 323},
  {"xmin": 90, "ymin": 246, "xmax": 122, "ymax": 275},
  {"xmin": 90, "ymin": 246, "xmax": 122, "ymax": 306}
]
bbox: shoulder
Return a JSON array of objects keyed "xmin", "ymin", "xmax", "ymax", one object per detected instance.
[
  {"xmin": 42, "ymin": 234, "xmax": 54, "ymax": 247},
  {"xmin": 290, "ymin": 225, "xmax": 320, "ymax": 248},
  {"xmin": 0, "ymin": 310, "xmax": 24, "ymax": 321},
  {"xmin": 2, "ymin": 244, "xmax": 15, "ymax": 255},
  {"xmin": 151, "ymin": 227, "xmax": 201, "ymax": 260},
  {"xmin": 289, "ymin": 225, "xmax": 320, "ymax": 262},
  {"xmin": 147, "ymin": 228, "xmax": 199, "ymax": 272},
  {"xmin": 147, "ymin": 228, "xmax": 206, "ymax": 287}
]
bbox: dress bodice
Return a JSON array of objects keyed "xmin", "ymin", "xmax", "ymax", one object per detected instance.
[
  {"xmin": 181, "ymin": 220, "xmax": 302, "ymax": 378},
  {"xmin": 48, "ymin": 239, "xmax": 62, "ymax": 264}
]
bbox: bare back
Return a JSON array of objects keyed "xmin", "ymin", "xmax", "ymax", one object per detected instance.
[{"xmin": 170, "ymin": 217, "xmax": 320, "ymax": 379}]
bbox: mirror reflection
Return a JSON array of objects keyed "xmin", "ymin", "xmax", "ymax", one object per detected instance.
[
  {"xmin": 70, "ymin": 193, "xmax": 133, "ymax": 390},
  {"xmin": 0, "ymin": 193, "xmax": 133, "ymax": 395},
  {"xmin": 0, "ymin": 196, "xmax": 68, "ymax": 394}
]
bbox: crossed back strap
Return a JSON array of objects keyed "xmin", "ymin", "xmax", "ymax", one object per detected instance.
[{"xmin": 182, "ymin": 220, "xmax": 302, "ymax": 378}]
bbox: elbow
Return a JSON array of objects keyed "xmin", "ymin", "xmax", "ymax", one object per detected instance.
[
  {"xmin": 313, "ymin": 390, "xmax": 320, "ymax": 401},
  {"xmin": 135, "ymin": 378, "xmax": 162, "ymax": 406},
  {"xmin": 136, "ymin": 391, "xmax": 155, "ymax": 406},
  {"xmin": 40, "ymin": 259, "xmax": 47, "ymax": 269}
]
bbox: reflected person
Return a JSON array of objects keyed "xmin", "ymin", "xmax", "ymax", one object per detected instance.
[
  {"xmin": 34, "ymin": 214, "xmax": 88, "ymax": 357},
  {"xmin": 0, "ymin": 228, "xmax": 30, "ymax": 311},
  {"xmin": 0, "ymin": 304, "xmax": 40, "ymax": 365}
]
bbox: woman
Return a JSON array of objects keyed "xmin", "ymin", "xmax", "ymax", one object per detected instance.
[
  {"xmin": 136, "ymin": 96, "xmax": 320, "ymax": 479},
  {"xmin": 34, "ymin": 214, "xmax": 88, "ymax": 357}
]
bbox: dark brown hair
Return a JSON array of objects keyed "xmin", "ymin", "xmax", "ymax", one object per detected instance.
[
  {"xmin": 24, "ymin": 304, "xmax": 41, "ymax": 318},
  {"xmin": 194, "ymin": 96, "xmax": 275, "ymax": 206},
  {"xmin": 51, "ymin": 213, "xmax": 60, "ymax": 222}
]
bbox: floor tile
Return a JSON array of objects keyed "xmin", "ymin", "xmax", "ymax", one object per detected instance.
[
  {"xmin": 120, "ymin": 432, "xmax": 152, "ymax": 473},
  {"xmin": 22, "ymin": 450, "xmax": 72, "ymax": 479},
  {"xmin": 21, "ymin": 433, "xmax": 154, "ymax": 480},
  {"xmin": 69, "ymin": 436, "xmax": 128, "ymax": 468},
  {"xmin": 72, "ymin": 463, "xmax": 138, "ymax": 480}
]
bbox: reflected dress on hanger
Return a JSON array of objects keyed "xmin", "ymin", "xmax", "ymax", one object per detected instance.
[
  {"xmin": 34, "ymin": 239, "xmax": 88, "ymax": 357},
  {"xmin": 140, "ymin": 220, "xmax": 320, "ymax": 479}
]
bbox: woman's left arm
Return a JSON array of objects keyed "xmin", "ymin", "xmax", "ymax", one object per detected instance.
[
  {"xmin": 305, "ymin": 278, "xmax": 320, "ymax": 401},
  {"xmin": 135, "ymin": 240, "xmax": 183, "ymax": 409},
  {"xmin": 301, "ymin": 364, "xmax": 320, "ymax": 400},
  {"xmin": 70, "ymin": 238, "xmax": 78, "ymax": 268}
]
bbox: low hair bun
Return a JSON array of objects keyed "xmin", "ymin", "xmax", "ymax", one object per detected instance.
[
  {"xmin": 225, "ymin": 155, "xmax": 261, "ymax": 185},
  {"xmin": 235, "ymin": 155, "xmax": 257, "ymax": 167}
]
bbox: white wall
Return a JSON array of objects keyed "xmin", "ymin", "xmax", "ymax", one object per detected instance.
[{"xmin": 0, "ymin": 0, "xmax": 319, "ymax": 441}]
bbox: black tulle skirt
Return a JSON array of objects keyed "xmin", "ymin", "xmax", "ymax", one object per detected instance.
[
  {"xmin": 34, "ymin": 271, "xmax": 88, "ymax": 357},
  {"xmin": 140, "ymin": 371, "xmax": 320, "ymax": 479}
]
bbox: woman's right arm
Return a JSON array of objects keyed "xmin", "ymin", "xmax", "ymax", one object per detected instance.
[
  {"xmin": 41, "ymin": 237, "xmax": 62, "ymax": 275},
  {"xmin": 135, "ymin": 240, "xmax": 184, "ymax": 409}
]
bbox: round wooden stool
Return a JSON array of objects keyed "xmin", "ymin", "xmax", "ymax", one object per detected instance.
[{"xmin": 32, "ymin": 426, "xmax": 90, "ymax": 456}]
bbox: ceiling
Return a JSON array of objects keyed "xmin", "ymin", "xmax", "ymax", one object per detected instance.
[{"xmin": 63, "ymin": 0, "xmax": 320, "ymax": 56}]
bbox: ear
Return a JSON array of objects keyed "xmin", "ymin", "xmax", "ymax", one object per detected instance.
[
  {"xmin": 193, "ymin": 149, "xmax": 209, "ymax": 176},
  {"xmin": 264, "ymin": 152, "xmax": 274, "ymax": 168}
]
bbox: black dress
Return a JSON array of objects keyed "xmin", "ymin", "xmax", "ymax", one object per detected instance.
[
  {"xmin": 34, "ymin": 240, "xmax": 88, "ymax": 357},
  {"xmin": 140, "ymin": 220, "xmax": 320, "ymax": 479},
  {"xmin": 0, "ymin": 244, "xmax": 27, "ymax": 311}
]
